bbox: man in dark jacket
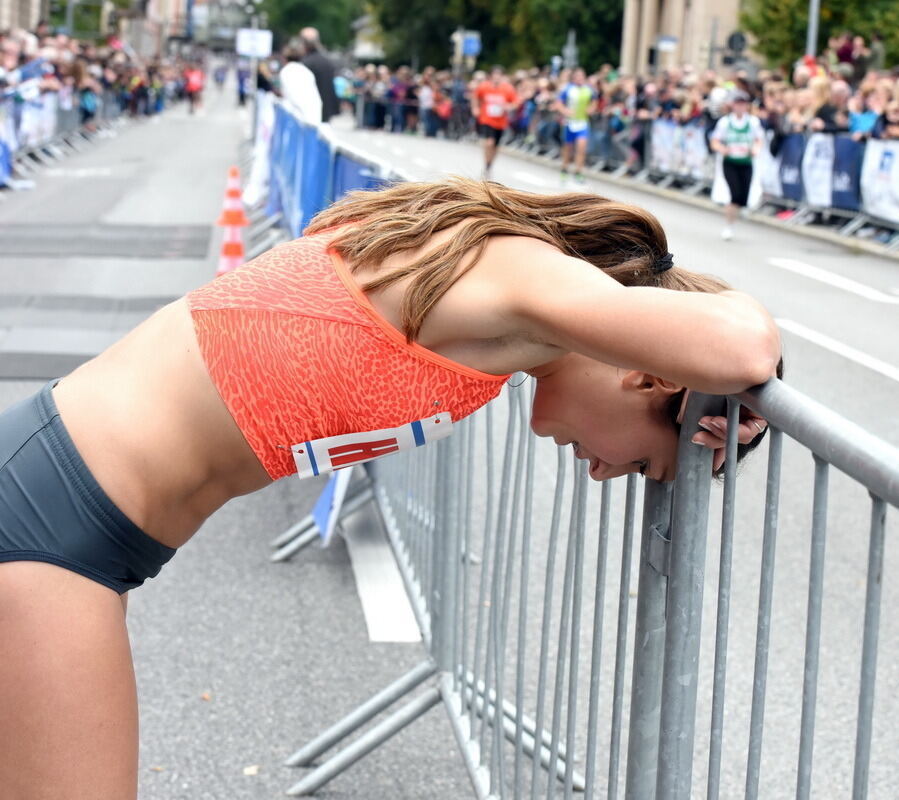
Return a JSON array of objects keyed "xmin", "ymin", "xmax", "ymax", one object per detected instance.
[{"xmin": 300, "ymin": 27, "xmax": 340, "ymax": 123}]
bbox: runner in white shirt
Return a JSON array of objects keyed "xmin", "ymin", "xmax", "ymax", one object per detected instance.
[{"xmin": 710, "ymin": 91, "xmax": 765, "ymax": 240}]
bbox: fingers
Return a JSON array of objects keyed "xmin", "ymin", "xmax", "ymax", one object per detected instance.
[{"xmin": 690, "ymin": 412, "xmax": 770, "ymax": 473}]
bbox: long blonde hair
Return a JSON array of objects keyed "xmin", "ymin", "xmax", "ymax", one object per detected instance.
[{"xmin": 306, "ymin": 177, "xmax": 728, "ymax": 340}]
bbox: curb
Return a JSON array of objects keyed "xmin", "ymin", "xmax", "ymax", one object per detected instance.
[{"xmin": 501, "ymin": 147, "xmax": 899, "ymax": 263}]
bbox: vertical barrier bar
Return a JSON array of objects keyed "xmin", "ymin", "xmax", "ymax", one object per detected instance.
[
  {"xmin": 514, "ymin": 391, "xmax": 537, "ymax": 796},
  {"xmin": 796, "ymin": 457, "xmax": 830, "ymax": 800},
  {"xmin": 545, "ymin": 470, "xmax": 582, "ymax": 800},
  {"xmin": 563, "ymin": 467, "xmax": 588, "ymax": 800},
  {"xmin": 625, "ymin": 480, "xmax": 674, "ymax": 800},
  {"xmin": 607, "ymin": 475, "xmax": 639, "ymax": 800},
  {"xmin": 482, "ymin": 393, "xmax": 521, "ymax": 795},
  {"xmin": 491, "ymin": 389, "xmax": 528, "ymax": 795},
  {"xmin": 745, "ymin": 428, "xmax": 783, "ymax": 799},
  {"xmin": 459, "ymin": 417, "xmax": 477, "ymax": 693},
  {"xmin": 470, "ymin": 404, "xmax": 497, "ymax": 740},
  {"xmin": 656, "ymin": 392, "xmax": 722, "ymax": 800},
  {"xmin": 583, "ymin": 481, "xmax": 612, "ymax": 800},
  {"xmin": 530, "ymin": 448, "xmax": 568, "ymax": 800},
  {"xmin": 707, "ymin": 399, "xmax": 741, "ymax": 800},
  {"xmin": 852, "ymin": 496, "xmax": 887, "ymax": 800},
  {"xmin": 432, "ymin": 435, "xmax": 460, "ymax": 672}
]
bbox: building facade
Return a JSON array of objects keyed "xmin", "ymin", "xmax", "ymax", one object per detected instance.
[
  {"xmin": 0, "ymin": 0, "xmax": 46, "ymax": 31},
  {"xmin": 620, "ymin": 0, "xmax": 742, "ymax": 75}
]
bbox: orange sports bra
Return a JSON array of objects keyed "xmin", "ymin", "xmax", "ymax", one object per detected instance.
[{"xmin": 187, "ymin": 229, "xmax": 510, "ymax": 480}]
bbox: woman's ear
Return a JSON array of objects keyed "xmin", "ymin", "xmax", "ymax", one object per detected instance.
[{"xmin": 620, "ymin": 371, "xmax": 684, "ymax": 398}]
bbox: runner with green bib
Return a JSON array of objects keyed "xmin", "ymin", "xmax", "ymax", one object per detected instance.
[
  {"xmin": 710, "ymin": 90, "xmax": 765, "ymax": 240},
  {"xmin": 554, "ymin": 68, "xmax": 597, "ymax": 183}
]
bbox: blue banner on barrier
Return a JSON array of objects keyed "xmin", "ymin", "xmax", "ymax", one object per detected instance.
[
  {"xmin": 332, "ymin": 152, "xmax": 388, "ymax": 200},
  {"xmin": 779, "ymin": 134, "xmax": 805, "ymax": 202},
  {"xmin": 831, "ymin": 135, "xmax": 863, "ymax": 212},
  {"xmin": 297, "ymin": 125, "xmax": 331, "ymax": 233},
  {"xmin": 0, "ymin": 140, "xmax": 11, "ymax": 187}
]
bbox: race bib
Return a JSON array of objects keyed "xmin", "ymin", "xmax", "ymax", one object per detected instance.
[
  {"xmin": 487, "ymin": 103, "xmax": 503, "ymax": 117},
  {"xmin": 292, "ymin": 414, "xmax": 453, "ymax": 480},
  {"xmin": 567, "ymin": 119, "xmax": 588, "ymax": 133},
  {"xmin": 728, "ymin": 142, "xmax": 750, "ymax": 159}
]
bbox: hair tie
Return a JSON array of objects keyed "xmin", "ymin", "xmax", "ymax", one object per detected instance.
[{"xmin": 653, "ymin": 252, "xmax": 674, "ymax": 273}]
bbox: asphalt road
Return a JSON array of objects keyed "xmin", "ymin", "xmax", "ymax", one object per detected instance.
[{"xmin": 0, "ymin": 93, "xmax": 896, "ymax": 800}]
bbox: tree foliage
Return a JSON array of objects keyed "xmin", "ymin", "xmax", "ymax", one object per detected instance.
[
  {"xmin": 741, "ymin": 0, "xmax": 899, "ymax": 70},
  {"xmin": 263, "ymin": 0, "xmax": 623, "ymax": 70},
  {"xmin": 261, "ymin": 0, "xmax": 363, "ymax": 50}
]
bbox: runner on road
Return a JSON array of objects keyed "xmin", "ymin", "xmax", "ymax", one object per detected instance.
[
  {"xmin": 554, "ymin": 67, "xmax": 598, "ymax": 183},
  {"xmin": 710, "ymin": 90, "xmax": 765, "ymax": 240},
  {"xmin": 0, "ymin": 178, "xmax": 780, "ymax": 798},
  {"xmin": 471, "ymin": 66, "xmax": 519, "ymax": 178}
]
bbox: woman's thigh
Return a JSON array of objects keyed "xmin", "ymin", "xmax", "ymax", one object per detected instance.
[{"xmin": 0, "ymin": 561, "xmax": 138, "ymax": 800}]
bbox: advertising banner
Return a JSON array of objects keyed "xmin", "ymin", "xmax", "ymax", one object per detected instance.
[
  {"xmin": 830, "ymin": 135, "xmax": 863, "ymax": 212},
  {"xmin": 801, "ymin": 133, "xmax": 834, "ymax": 208},
  {"xmin": 332, "ymin": 152, "xmax": 389, "ymax": 200},
  {"xmin": 778, "ymin": 134, "xmax": 806, "ymax": 202},
  {"xmin": 860, "ymin": 139, "xmax": 899, "ymax": 224},
  {"xmin": 649, "ymin": 119, "xmax": 678, "ymax": 173}
]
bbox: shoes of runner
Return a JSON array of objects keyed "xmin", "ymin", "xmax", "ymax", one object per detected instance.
[
  {"xmin": 574, "ymin": 172, "xmax": 586, "ymax": 184},
  {"xmin": 721, "ymin": 226, "xmax": 734, "ymax": 241}
]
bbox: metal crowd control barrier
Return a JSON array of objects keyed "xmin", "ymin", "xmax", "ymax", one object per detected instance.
[
  {"xmin": 276, "ymin": 376, "xmax": 897, "ymax": 798},
  {"xmin": 1, "ymin": 89, "xmax": 125, "ymax": 186}
]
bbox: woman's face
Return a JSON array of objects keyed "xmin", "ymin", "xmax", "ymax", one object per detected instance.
[{"xmin": 528, "ymin": 354, "xmax": 682, "ymax": 483}]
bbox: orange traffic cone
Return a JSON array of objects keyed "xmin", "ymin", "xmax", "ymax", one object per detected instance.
[
  {"xmin": 224, "ymin": 165, "xmax": 241, "ymax": 199},
  {"xmin": 216, "ymin": 225, "xmax": 245, "ymax": 276},
  {"xmin": 217, "ymin": 166, "xmax": 250, "ymax": 227}
]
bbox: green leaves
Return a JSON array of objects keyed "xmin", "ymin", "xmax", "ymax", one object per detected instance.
[
  {"xmin": 261, "ymin": 0, "xmax": 624, "ymax": 69},
  {"xmin": 741, "ymin": 0, "xmax": 899, "ymax": 69}
]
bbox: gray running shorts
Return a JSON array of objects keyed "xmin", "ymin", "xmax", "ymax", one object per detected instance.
[{"xmin": 0, "ymin": 381, "xmax": 176, "ymax": 594}]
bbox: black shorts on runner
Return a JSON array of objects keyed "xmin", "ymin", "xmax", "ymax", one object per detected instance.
[
  {"xmin": 478, "ymin": 124, "xmax": 504, "ymax": 145},
  {"xmin": 0, "ymin": 381, "xmax": 176, "ymax": 593},
  {"xmin": 723, "ymin": 160, "xmax": 753, "ymax": 207}
]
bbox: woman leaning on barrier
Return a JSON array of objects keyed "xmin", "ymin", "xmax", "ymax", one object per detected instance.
[{"xmin": 0, "ymin": 177, "xmax": 780, "ymax": 798}]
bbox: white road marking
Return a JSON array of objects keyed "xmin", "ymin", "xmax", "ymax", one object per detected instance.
[
  {"xmin": 777, "ymin": 318, "xmax": 899, "ymax": 383},
  {"xmin": 412, "ymin": 157, "xmax": 431, "ymax": 169},
  {"xmin": 342, "ymin": 508, "xmax": 421, "ymax": 643},
  {"xmin": 44, "ymin": 167, "xmax": 113, "ymax": 178},
  {"xmin": 511, "ymin": 170, "xmax": 551, "ymax": 188},
  {"xmin": 768, "ymin": 258, "xmax": 899, "ymax": 304},
  {"xmin": 390, "ymin": 145, "xmax": 404, "ymax": 157}
]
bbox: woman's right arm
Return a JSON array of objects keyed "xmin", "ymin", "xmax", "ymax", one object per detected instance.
[{"xmin": 501, "ymin": 239, "xmax": 781, "ymax": 395}]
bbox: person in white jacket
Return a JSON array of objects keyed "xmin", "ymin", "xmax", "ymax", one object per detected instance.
[{"xmin": 279, "ymin": 48, "xmax": 322, "ymax": 125}]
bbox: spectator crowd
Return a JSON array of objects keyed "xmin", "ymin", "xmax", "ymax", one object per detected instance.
[
  {"xmin": 1, "ymin": 22, "xmax": 215, "ymax": 135},
  {"xmin": 342, "ymin": 32, "xmax": 899, "ymax": 174}
]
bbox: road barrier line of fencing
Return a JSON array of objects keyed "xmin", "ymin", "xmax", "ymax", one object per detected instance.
[
  {"xmin": 250, "ymin": 100, "xmax": 898, "ymax": 798},
  {"xmin": 0, "ymin": 89, "xmax": 124, "ymax": 186}
]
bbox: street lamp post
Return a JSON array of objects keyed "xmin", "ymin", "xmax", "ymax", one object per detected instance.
[{"xmin": 805, "ymin": 0, "xmax": 821, "ymax": 56}]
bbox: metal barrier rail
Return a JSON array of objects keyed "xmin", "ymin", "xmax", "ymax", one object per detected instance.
[
  {"xmin": 1, "ymin": 89, "xmax": 124, "ymax": 185},
  {"xmin": 276, "ymin": 376, "xmax": 896, "ymax": 798},
  {"xmin": 257, "ymin": 102, "xmax": 898, "ymax": 798}
]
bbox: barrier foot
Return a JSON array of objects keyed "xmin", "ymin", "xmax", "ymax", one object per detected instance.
[
  {"xmin": 271, "ymin": 527, "xmax": 319, "ymax": 562},
  {"xmin": 284, "ymin": 660, "xmax": 437, "ymax": 767},
  {"xmin": 271, "ymin": 513, "xmax": 315, "ymax": 548},
  {"xmin": 285, "ymin": 687, "xmax": 442, "ymax": 796},
  {"xmin": 460, "ymin": 684, "xmax": 584, "ymax": 790},
  {"xmin": 271, "ymin": 484, "xmax": 374, "ymax": 562}
]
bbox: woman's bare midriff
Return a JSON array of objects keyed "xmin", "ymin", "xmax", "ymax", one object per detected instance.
[{"xmin": 51, "ymin": 298, "xmax": 273, "ymax": 550}]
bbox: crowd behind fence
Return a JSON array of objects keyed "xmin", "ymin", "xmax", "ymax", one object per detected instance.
[
  {"xmin": 252, "ymin": 99, "xmax": 899, "ymax": 798},
  {"xmin": 347, "ymin": 58, "xmax": 899, "ymax": 248}
]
